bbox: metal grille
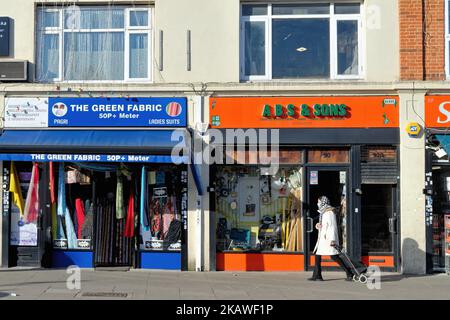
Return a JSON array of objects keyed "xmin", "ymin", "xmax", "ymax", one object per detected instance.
[
  {"xmin": 82, "ymin": 292, "xmax": 128, "ymax": 298},
  {"xmin": 361, "ymin": 146, "xmax": 398, "ymax": 184}
]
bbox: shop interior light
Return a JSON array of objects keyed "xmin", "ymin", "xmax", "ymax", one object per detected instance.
[{"xmin": 296, "ymin": 47, "xmax": 307, "ymax": 52}]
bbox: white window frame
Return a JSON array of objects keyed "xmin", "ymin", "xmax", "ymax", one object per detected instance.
[
  {"xmin": 36, "ymin": 6, "xmax": 152, "ymax": 83},
  {"xmin": 240, "ymin": 2, "xmax": 364, "ymax": 81},
  {"xmin": 446, "ymin": 0, "xmax": 450, "ymax": 79}
]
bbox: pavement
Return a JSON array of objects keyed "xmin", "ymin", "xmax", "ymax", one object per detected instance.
[{"xmin": 0, "ymin": 268, "xmax": 449, "ymax": 300}]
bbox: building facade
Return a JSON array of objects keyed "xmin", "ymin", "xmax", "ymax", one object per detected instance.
[{"xmin": 0, "ymin": 0, "xmax": 448, "ymax": 275}]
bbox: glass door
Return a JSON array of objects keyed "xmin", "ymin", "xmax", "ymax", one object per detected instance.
[
  {"xmin": 305, "ymin": 167, "xmax": 349, "ymax": 269},
  {"xmin": 361, "ymin": 184, "xmax": 397, "ymax": 259}
]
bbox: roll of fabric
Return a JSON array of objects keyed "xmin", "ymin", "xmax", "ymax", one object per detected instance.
[
  {"xmin": 49, "ymin": 162, "xmax": 56, "ymax": 204},
  {"xmin": 23, "ymin": 163, "xmax": 39, "ymax": 223},
  {"xmin": 64, "ymin": 207, "xmax": 77, "ymax": 249},
  {"xmin": 124, "ymin": 184, "xmax": 135, "ymax": 238},
  {"xmin": 75, "ymin": 199, "xmax": 85, "ymax": 239},
  {"xmin": 140, "ymin": 166, "xmax": 150, "ymax": 231},
  {"xmin": 116, "ymin": 172, "xmax": 125, "ymax": 219},
  {"xmin": 57, "ymin": 164, "xmax": 66, "ymax": 217},
  {"xmin": 9, "ymin": 162, "xmax": 25, "ymax": 216}
]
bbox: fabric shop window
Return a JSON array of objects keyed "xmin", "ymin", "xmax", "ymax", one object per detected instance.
[
  {"xmin": 241, "ymin": 2, "xmax": 362, "ymax": 80},
  {"xmin": 36, "ymin": 6, "xmax": 151, "ymax": 82}
]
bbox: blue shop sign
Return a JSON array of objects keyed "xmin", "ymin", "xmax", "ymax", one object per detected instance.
[{"xmin": 48, "ymin": 97, "xmax": 187, "ymax": 127}]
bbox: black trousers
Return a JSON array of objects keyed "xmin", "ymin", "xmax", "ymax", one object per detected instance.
[{"xmin": 312, "ymin": 254, "xmax": 353, "ymax": 279}]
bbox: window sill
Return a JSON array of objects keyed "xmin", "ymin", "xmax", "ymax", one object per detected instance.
[{"xmin": 240, "ymin": 78, "xmax": 365, "ymax": 83}]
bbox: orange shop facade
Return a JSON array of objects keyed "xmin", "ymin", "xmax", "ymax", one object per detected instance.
[{"xmin": 208, "ymin": 96, "xmax": 401, "ymax": 272}]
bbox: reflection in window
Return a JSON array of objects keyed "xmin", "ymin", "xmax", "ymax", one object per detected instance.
[
  {"xmin": 244, "ymin": 21, "xmax": 266, "ymax": 76},
  {"xmin": 272, "ymin": 19, "xmax": 330, "ymax": 78},
  {"xmin": 337, "ymin": 20, "xmax": 359, "ymax": 75}
]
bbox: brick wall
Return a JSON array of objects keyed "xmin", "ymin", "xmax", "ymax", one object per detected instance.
[
  {"xmin": 399, "ymin": 0, "xmax": 446, "ymax": 80},
  {"xmin": 424, "ymin": 0, "xmax": 445, "ymax": 80}
]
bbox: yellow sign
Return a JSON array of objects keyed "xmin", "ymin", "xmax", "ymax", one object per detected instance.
[{"xmin": 406, "ymin": 122, "xmax": 422, "ymax": 137}]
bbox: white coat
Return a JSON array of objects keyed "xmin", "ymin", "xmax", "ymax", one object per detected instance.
[{"xmin": 313, "ymin": 209, "xmax": 340, "ymax": 256}]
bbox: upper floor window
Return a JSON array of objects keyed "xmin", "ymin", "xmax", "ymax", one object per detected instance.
[
  {"xmin": 36, "ymin": 6, "xmax": 151, "ymax": 82},
  {"xmin": 446, "ymin": 0, "xmax": 450, "ymax": 79},
  {"xmin": 240, "ymin": 2, "xmax": 363, "ymax": 81}
]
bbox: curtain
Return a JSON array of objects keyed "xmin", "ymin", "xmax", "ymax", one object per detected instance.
[
  {"xmin": 64, "ymin": 32, "xmax": 124, "ymax": 80},
  {"xmin": 129, "ymin": 33, "xmax": 148, "ymax": 78},
  {"xmin": 36, "ymin": 33, "xmax": 59, "ymax": 81}
]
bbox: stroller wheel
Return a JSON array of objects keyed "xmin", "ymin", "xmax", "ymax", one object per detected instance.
[
  {"xmin": 359, "ymin": 274, "xmax": 368, "ymax": 284},
  {"xmin": 352, "ymin": 275, "xmax": 359, "ymax": 282}
]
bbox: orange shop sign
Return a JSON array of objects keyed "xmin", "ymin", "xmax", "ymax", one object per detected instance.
[
  {"xmin": 209, "ymin": 96, "xmax": 399, "ymax": 129},
  {"xmin": 425, "ymin": 96, "xmax": 450, "ymax": 128}
]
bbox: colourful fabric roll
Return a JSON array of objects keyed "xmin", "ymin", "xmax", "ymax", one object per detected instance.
[
  {"xmin": 140, "ymin": 166, "xmax": 150, "ymax": 231},
  {"xmin": 9, "ymin": 162, "xmax": 25, "ymax": 216},
  {"xmin": 65, "ymin": 207, "xmax": 77, "ymax": 249},
  {"xmin": 75, "ymin": 199, "xmax": 85, "ymax": 239},
  {"xmin": 124, "ymin": 184, "xmax": 135, "ymax": 238},
  {"xmin": 57, "ymin": 164, "xmax": 66, "ymax": 217},
  {"xmin": 51, "ymin": 203, "xmax": 57, "ymax": 239},
  {"xmin": 24, "ymin": 163, "xmax": 39, "ymax": 223},
  {"xmin": 49, "ymin": 162, "xmax": 56, "ymax": 204}
]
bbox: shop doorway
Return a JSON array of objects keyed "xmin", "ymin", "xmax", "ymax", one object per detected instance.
[
  {"xmin": 305, "ymin": 168, "xmax": 348, "ymax": 270},
  {"xmin": 361, "ymin": 184, "xmax": 398, "ymax": 266},
  {"xmin": 430, "ymin": 166, "xmax": 450, "ymax": 273}
]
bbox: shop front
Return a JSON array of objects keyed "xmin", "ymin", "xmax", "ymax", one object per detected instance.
[
  {"xmin": 0, "ymin": 96, "xmax": 191, "ymax": 270},
  {"xmin": 424, "ymin": 95, "xmax": 450, "ymax": 274},
  {"xmin": 209, "ymin": 96, "xmax": 400, "ymax": 272}
]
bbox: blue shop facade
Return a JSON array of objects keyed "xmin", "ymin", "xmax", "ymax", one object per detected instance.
[{"xmin": 0, "ymin": 96, "xmax": 192, "ymax": 270}]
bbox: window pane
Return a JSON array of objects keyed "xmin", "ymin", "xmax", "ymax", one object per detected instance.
[
  {"xmin": 272, "ymin": 4, "xmax": 330, "ymax": 15},
  {"xmin": 38, "ymin": 10, "xmax": 59, "ymax": 28},
  {"xmin": 361, "ymin": 185, "xmax": 393, "ymax": 254},
  {"xmin": 64, "ymin": 32, "xmax": 124, "ymax": 80},
  {"xmin": 129, "ymin": 34, "xmax": 148, "ymax": 78},
  {"xmin": 64, "ymin": 7, "xmax": 124, "ymax": 29},
  {"xmin": 244, "ymin": 21, "xmax": 265, "ymax": 76},
  {"xmin": 37, "ymin": 33, "xmax": 59, "ymax": 81},
  {"xmin": 130, "ymin": 11, "xmax": 149, "ymax": 27},
  {"xmin": 272, "ymin": 19, "xmax": 330, "ymax": 78},
  {"xmin": 334, "ymin": 3, "xmax": 361, "ymax": 14},
  {"xmin": 242, "ymin": 4, "xmax": 267, "ymax": 16},
  {"xmin": 337, "ymin": 20, "xmax": 359, "ymax": 75}
]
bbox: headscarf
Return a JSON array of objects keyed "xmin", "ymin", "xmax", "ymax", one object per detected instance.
[{"xmin": 317, "ymin": 196, "xmax": 334, "ymax": 224}]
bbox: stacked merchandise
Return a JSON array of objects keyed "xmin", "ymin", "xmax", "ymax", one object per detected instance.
[{"xmin": 215, "ymin": 166, "xmax": 303, "ymax": 252}]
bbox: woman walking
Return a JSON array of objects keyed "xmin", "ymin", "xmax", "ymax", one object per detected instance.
[{"xmin": 309, "ymin": 196, "xmax": 354, "ymax": 281}]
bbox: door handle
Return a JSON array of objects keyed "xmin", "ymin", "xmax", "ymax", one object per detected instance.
[
  {"xmin": 307, "ymin": 217, "xmax": 314, "ymax": 233},
  {"xmin": 389, "ymin": 217, "xmax": 397, "ymax": 234}
]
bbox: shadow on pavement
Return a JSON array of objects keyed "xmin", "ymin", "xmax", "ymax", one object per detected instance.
[
  {"xmin": 380, "ymin": 273, "xmax": 443, "ymax": 283},
  {"xmin": 0, "ymin": 292, "xmax": 10, "ymax": 299}
]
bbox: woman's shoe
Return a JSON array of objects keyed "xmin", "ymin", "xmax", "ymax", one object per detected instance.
[
  {"xmin": 345, "ymin": 276, "xmax": 353, "ymax": 281},
  {"xmin": 308, "ymin": 276, "xmax": 324, "ymax": 281}
]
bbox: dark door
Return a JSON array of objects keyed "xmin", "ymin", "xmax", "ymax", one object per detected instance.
[
  {"xmin": 361, "ymin": 184, "xmax": 398, "ymax": 269},
  {"xmin": 305, "ymin": 168, "xmax": 349, "ymax": 270}
]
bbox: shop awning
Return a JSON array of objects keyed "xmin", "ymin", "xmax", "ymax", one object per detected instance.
[
  {"xmin": 436, "ymin": 135, "xmax": 450, "ymax": 155},
  {"xmin": 0, "ymin": 130, "xmax": 188, "ymax": 164}
]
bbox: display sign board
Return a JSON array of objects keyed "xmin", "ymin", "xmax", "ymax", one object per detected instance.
[
  {"xmin": 4, "ymin": 98, "xmax": 48, "ymax": 128},
  {"xmin": 210, "ymin": 96, "xmax": 399, "ymax": 129},
  {"xmin": 48, "ymin": 97, "xmax": 187, "ymax": 127},
  {"xmin": 0, "ymin": 17, "xmax": 10, "ymax": 56},
  {"xmin": 225, "ymin": 150, "xmax": 304, "ymax": 164},
  {"xmin": 308, "ymin": 149, "xmax": 350, "ymax": 163},
  {"xmin": 425, "ymin": 96, "xmax": 450, "ymax": 128},
  {"xmin": 5, "ymin": 97, "xmax": 187, "ymax": 128},
  {"xmin": 0, "ymin": 153, "xmax": 188, "ymax": 164},
  {"xmin": 362, "ymin": 146, "xmax": 397, "ymax": 163}
]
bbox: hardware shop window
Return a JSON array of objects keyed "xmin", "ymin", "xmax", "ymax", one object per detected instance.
[
  {"xmin": 240, "ymin": 2, "xmax": 362, "ymax": 81},
  {"xmin": 36, "ymin": 6, "xmax": 151, "ymax": 82}
]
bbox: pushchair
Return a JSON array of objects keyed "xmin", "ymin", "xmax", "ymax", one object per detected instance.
[{"xmin": 332, "ymin": 244, "xmax": 368, "ymax": 283}]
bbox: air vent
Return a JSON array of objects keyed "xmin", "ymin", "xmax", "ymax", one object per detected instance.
[{"xmin": 0, "ymin": 60, "xmax": 28, "ymax": 81}]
